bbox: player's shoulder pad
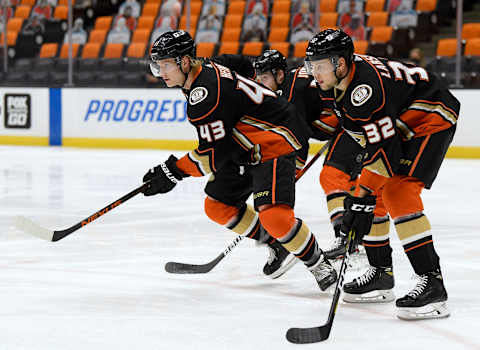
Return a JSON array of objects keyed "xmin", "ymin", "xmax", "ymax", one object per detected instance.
[
  {"xmin": 211, "ymin": 54, "xmax": 255, "ymax": 79},
  {"xmin": 345, "ymin": 56, "xmax": 385, "ymax": 119},
  {"xmin": 187, "ymin": 64, "xmax": 221, "ymax": 122}
]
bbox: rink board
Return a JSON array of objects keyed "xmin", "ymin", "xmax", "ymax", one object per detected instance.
[{"xmin": 0, "ymin": 87, "xmax": 478, "ymax": 157}]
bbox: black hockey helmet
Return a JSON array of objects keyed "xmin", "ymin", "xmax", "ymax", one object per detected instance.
[
  {"xmin": 305, "ymin": 29, "xmax": 354, "ymax": 65},
  {"xmin": 253, "ymin": 50, "xmax": 287, "ymax": 76},
  {"xmin": 150, "ymin": 30, "xmax": 196, "ymax": 62}
]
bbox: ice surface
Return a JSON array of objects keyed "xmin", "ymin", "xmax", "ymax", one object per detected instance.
[{"xmin": 1, "ymin": 146, "xmax": 479, "ymax": 350}]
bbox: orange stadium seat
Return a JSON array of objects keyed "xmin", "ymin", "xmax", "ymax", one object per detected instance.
[
  {"xmin": 142, "ymin": 3, "xmax": 160, "ymax": 17},
  {"xmin": 20, "ymin": 0, "xmax": 35, "ymax": 6},
  {"xmin": 82, "ymin": 43, "xmax": 101, "ymax": 59},
  {"xmin": 272, "ymin": 0, "xmax": 291, "ymax": 14},
  {"xmin": 59, "ymin": 43, "xmax": 80, "ymax": 58},
  {"xmin": 7, "ymin": 18, "xmax": 24, "ymax": 33},
  {"xmin": 354, "ymin": 40, "xmax": 369, "ymax": 54},
  {"xmin": 54, "ymin": 5, "xmax": 68, "ymax": 20},
  {"xmin": 104, "ymin": 43, "xmax": 124, "ymax": 58},
  {"xmin": 145, "ymin": 0, "xmax": 162, "ymax": 4},
  {"xmin": 94, "ymin": 16, "xmax": 113, "ymax": 30},
  {"xmin": 416, "ymin": 0, "xmax": 437, "ymax": 12},
  {"xmin": 39, "ymin": 43, "xmax": 58, "ymax": 58},
  {"xmin": 269, "ymin": 42, "xmax": 290, "ymax": 57},
  {"xmin": 369, "ymin": 26, "xmax": 393, "ymax": 43},
  {"xmin": 0, "ymin": 32, "xmax": 18, "ymax": 46},
  {"xmin": 57, "ymin": 0, "xmax": 76, "ymax": 4},
  {"xmin": 320, "ymin": 0, "xmax": 338, "ymax": 13},
  {"xmin": 268, "ymin": 27, "xmax": 289, "ymax": 42},
  {"xmin": 293, "ymin": 41, "xmax": 308, "ymax": 57},
  {"xmin": 224, "ymin": 14, "xmax": 243, "ymax": 28},
  {"xmin": 127, "ymin": 42, "xmax": 147, "ymax": 58},
  {"xmin": 182, "ymin": 1, "xmax": 202, "ymax": 16},
  {"xmin": 179, "ymin": 15, "xmax": 198, "ymax": 31},
  {"xmin": 435, "ymin": 38, "xmax": 457, "ymax": 57},
  {"xmin": 15, "ymin": 5, "xmax": 31, "ymax": 19},
  {"xmin": 132, "ymin": 29, "xmax": 151, "ymax": 43},
  {"xmin": 196, "ymin": 42, "xmax": 215, "ymax": 57},
  {"xmin": 218, "ymin": 42, "xmax": 239, "ymax": 54},
  {"xmin": 319, "ymin": 12, "xmax": 338, "ymax": 28},
  {"xmin": 242, "ymin": 42, "xmax": 263, "ymax": 56},
  {"xmin": 227, "ymin": 1, "xmax": 246, "ymax": 15},
  {"xmin": 462, "ymin": 23, "xmax": 480, "ymax": 40},
  {"xmin": 464, "ymin": 38, "xmax": 480, "ymax": 56},
  {"xmin": 365, "ymin": 0, "xmax": 385, "ymax": 12},
  {"xmin": 137, "ymin": 16, "xmax": 155, "ymax": 31},
  {"xmin": 367, "ymin": 12, "xmax": 389, "ymax": 27},
  {"xmin": 270, "ymin": 14, "xmax": 290, "ymax": 28},
  {"xmin": 88, "ymin": 29, "xmax": 107, "ymax": 44},
  {"xmin": 221, "ymin": 27, "xmax": 241, "ymax": 42}
]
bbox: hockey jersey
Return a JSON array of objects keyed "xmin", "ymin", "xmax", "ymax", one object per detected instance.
[
  {"xmin": 275, "ymin": 66, "xmax": 339, "ymax": 170},
  {"xmin": 176, "ymin": 62, "xmax": 310, "ymax": 177},
  {"xmin": 319, "ymin": 54, "xmax": 460, "ymax": 192}
]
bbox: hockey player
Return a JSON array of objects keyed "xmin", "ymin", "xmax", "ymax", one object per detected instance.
[
  {"xmin": 304, "ymin": 29, "xmax": 459, "ymax": 319},
  {"xmin": 254, "ymin": 49, "xmax": 363, "ymax": 261},
  {"xmin": 207, "ymin": 53, "xmax": 299, "ymax": 279},
  {"xmin": 143, "ymin": 30, "xmax": 337, "ymax": 290}
]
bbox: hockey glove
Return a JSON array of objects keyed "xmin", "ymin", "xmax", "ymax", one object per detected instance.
[
  {"xmin": 142, "ymin": 155, "xmax": 188, "ymax": 196},
  {"xmin": 340, "ymin": 194, "xmax": 376, "ymax": 241}
]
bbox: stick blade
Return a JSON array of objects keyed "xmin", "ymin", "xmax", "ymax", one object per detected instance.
[
  {"xmin": 164, "ymin": 262, "xmax": 212, "ymax": 274},
  {"xmin": 164, "ymin": 254, "xmax": 224, "ymax": 274},
  {"xmin": 14, "ymin": 216, "xmax": 54, "ymax": 242},
  {"xmin": 286, "ymin": 324, "xmax": 332, "ymax": 344}
]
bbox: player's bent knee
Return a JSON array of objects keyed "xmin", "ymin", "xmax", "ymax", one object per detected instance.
[
  {"xmin": 319, "ymin": 165, "xmax": 353, "ymax": 194},
  {"xmin": 259, "ymin": 204, "xmax": 295, "ymax": 239},
  {"xmin": 204, "ymin": 197, "xmax": 239, "ymax": 225},
  {"xmin": 383, "ymin": 176, "xmax": 425, "ymax": 219}
]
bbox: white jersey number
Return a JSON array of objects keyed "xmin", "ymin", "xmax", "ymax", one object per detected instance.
[
  {"xmin": 362, "ymin": 116, "xmax": 395, "ymax": 144},
  {"xmin": 236, "ymin": 75, "xmax": 276, "ymax": 104},
  {"xmin": 199, "ymin": 120, "xmax": 226, "ymax": 142},
  {"xmin": 387, "ymin": 61, "xmax": 429, "ymax": 85}
]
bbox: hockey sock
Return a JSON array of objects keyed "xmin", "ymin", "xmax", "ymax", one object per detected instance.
[
  {"xmin": 204, "ymin": 197, "xmax": 273, "ymax": 242},
  {"xmin": 395, "ymin": 212, "xmax": 440, "ymax": 275},
  {"xmin": 363, "ymin": 215, "xmax": 393, "ymax": 267},
  {"xmin": 259, "ymin": 205, "xmax": 322, "ymax": 268},
  {"xmin": 320, "ymin": 165, "xmax": 355, "ymax": 236}
]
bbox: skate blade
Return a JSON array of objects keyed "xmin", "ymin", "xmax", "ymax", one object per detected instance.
[
  {"xmin": 397, "ymin": 302, "xmax": 450, "ymax": 320},
  {"xmin": 343, "ymin": 289, "xmax": 395, "ymax": 303},
  {"xmin": 268, "ymin": 254, "xmax": 299, "ymax": 279}
]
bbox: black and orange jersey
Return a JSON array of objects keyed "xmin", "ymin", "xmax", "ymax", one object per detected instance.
[
  {"xmin": 319, "ymin": 54, "xmax": 460, "ymax": 192},
  {"xmin": 277, "ymin": 66, "xmax": 339, "ymax": 170},
  {"xmin": 176, "ymin": 61, "xmax": 310, "ymax": 177},
  {"xmin": 279, "ymin": 66, "xmax": 338, "ymax": 141}
]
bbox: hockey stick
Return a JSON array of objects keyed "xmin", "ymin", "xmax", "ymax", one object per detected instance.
[
  {"xmin": 14, "ymin": 183, "xmax": 149, "ymax": 242},
  {"xmin": 165, "ymin": 141, "xmax": 330, "ymax": 274},
  {"xmin": 286, "ymin": 229, "xmax": 356, "ymax": 344}
]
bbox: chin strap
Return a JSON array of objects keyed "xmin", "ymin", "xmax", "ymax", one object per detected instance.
[{"xmin": 174, "ymin": 55, "xmax": 191, "ymax": 89}]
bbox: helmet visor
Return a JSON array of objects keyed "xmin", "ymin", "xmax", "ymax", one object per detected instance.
[
  {"xmin": 304, "ymin": 58, "xmax": 335, "ymax": 75},
  {"xmin": 149, "ymin": 59, "xmax": 178, "ymax": 77}
]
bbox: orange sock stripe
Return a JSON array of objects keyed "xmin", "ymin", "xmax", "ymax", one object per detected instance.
[
  {"xmin": 296, "ymin": 236, "xmax": 314, "ymax": 258},
  {"xmin": 404, "ymin": 239, "xmax": 433, "ymax": 253},
  {"xmin": 363, "ymin": 241, "xmax": 390, "ymax": 247},
  {"xmin": 246, "ymin": 223, "xmax": 260, "ymax": 238},
  {"xmin": 272, "ymin": 158, "xmax": 277, "ymax": 205}
]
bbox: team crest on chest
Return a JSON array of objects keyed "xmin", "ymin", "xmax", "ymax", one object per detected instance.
[
  {"xmin": 351, "ymin": 84, "xmax": 372, "ymax": 106},
  {"xmin": 189, "ymin": 87, "xmax": 208, "ymax": 105}
]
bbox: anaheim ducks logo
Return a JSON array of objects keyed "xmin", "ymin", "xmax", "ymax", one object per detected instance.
[
  {"xmin": 189, "ymin": 87, "xmax": 208, "ymax": 105},
  {"xmin": 351, "ymin": 84, "xmax": 372, "ymax": 106}
]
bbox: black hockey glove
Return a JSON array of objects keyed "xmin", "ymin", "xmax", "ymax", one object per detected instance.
[
  {"xmin": 340, "ymin": 194, "xmax": 376, "ymax": 241},
  {"xmin": 142, "ymin": 155, "xmax": 188, "ymax": 196}
]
